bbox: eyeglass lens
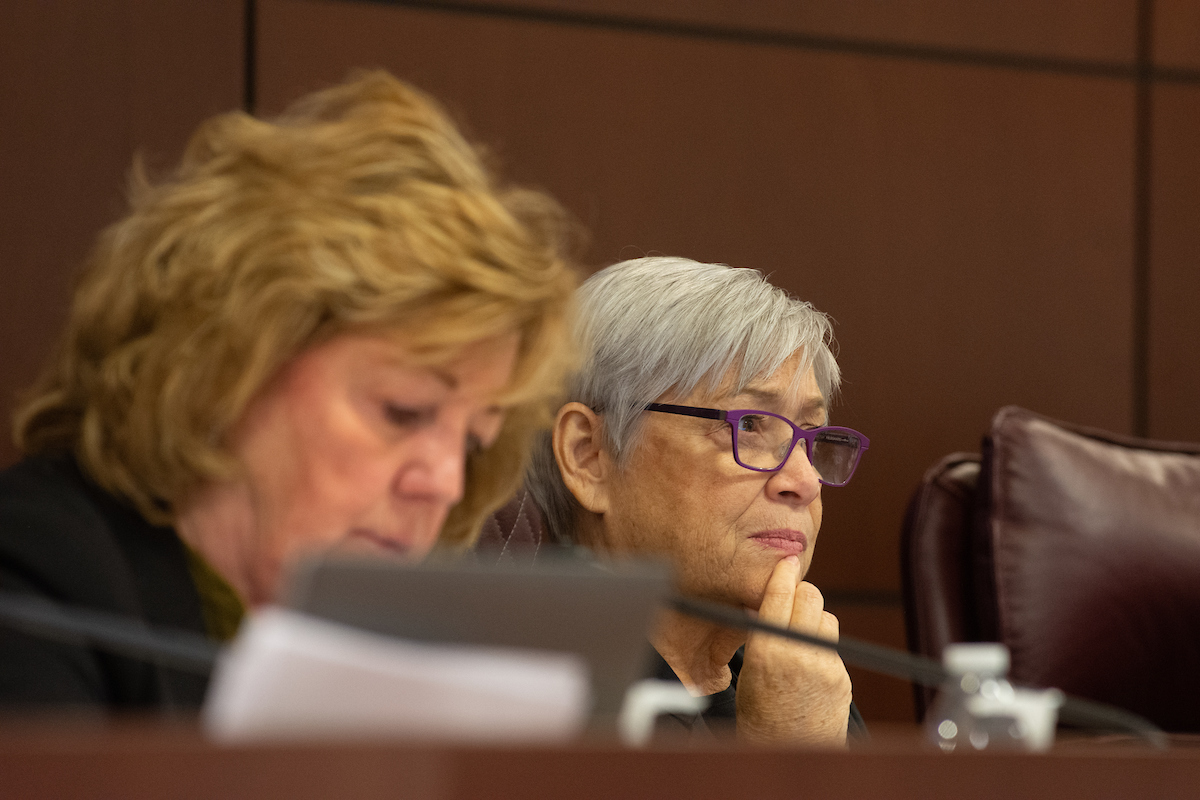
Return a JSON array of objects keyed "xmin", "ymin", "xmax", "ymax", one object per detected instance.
[{"xmin": 733, "ymin": 414, "xmax": 863, "ymax": 484}]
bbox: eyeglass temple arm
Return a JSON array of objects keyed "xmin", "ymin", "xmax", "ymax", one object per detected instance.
[{"xmin": 643, "ymin": 403, "xmax": 726, "ymax": 421}]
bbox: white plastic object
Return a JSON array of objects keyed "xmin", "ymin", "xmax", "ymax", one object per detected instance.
[
  {"xmin": 928, "ymin": 642, "xmax": 1063, "ymax": 753},
  {"xmin": 969, "ymin": 687, "xmax": 1065, "ymax": 752},
  {"xmin": 617, "ymin": 679, "xmax": 709, "ymax": 747},
  {"xmin": 942, "ymin": 642, "xmax": 1010, "ymax": 677}
]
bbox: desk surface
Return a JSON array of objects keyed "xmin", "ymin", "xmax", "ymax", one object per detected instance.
[{"xmin": 2, "ymin": 720, "xmax": 1198, "ymax": 800}]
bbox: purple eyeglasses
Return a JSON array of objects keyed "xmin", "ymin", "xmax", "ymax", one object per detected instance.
[{"xmin": 644, "ymin": 403, "xmax": 869, "ymax": 487}]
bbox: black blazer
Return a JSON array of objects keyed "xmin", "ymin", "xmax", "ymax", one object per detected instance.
[{"xmin": 0, "ymin": 454, "xmax": 209, "ymax": 709}]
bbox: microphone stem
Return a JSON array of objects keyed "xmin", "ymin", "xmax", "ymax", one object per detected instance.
[{"xmin": 0, "ymin": 590, "xmax": 219, "ymax": 675}]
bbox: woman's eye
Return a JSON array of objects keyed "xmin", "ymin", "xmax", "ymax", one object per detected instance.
[
  {"xmin": 739, "ymin": 415, "xmax": 764, "ymax": 432},
  {"xmin": 467, "ymin": 406, "xmax": 507, "ymax": 451},
  {"xmin": 383, "ymin": 404, "xmax": 428, "ymax": 428}
]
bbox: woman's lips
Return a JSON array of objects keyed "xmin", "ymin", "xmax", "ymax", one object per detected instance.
[
  {"xmin": 750, "ymin": 528, "xmax": 809, "ymax": 555},
  {"xmin": 347, "ymin": 528, "xmax": 412, "ymax": 556}
]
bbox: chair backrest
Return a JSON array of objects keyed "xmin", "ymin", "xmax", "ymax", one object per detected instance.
[
  {"xmin": 474, "ymin": 488, "xmax": 548, "ymax": 564},
  {"xmin": 902, "ymin": 406, "xmax": 1200, "ymax": 731},
  {"xmin": 900, "ymin": 451, "xmax": 980, "ymax": 717}
]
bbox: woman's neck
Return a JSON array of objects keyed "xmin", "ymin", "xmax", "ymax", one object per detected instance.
[
  {"xmin": 651, "ymin": 607, "xmax": 747, "ymax": 696},
  {"xmin": 175, "ymin": 481, "xmax": 260, "ymax": 607},
  {"xmin": 575, "ymin": 517, "xmax": 747, "ymax": 696}
]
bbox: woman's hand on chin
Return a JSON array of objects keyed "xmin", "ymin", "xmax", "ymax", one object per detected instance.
[{"xmin": 735, "ymin": 556, "xmax": 852, "ymax": 748}]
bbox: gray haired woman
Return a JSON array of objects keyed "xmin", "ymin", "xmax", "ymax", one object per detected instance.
[{"xmin": 527, "ymin": 256, "xmax": 869, "ymax": 745}]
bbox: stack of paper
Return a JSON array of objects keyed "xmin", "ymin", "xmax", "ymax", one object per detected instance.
[{"xmin": 204, "ymin": 607, "xmax": 591, "ymax": 743}]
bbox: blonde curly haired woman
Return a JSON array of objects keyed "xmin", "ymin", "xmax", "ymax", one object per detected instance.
[{"xmin": 0, "ymin": 71, "xmax": 576, "ymax": 709}]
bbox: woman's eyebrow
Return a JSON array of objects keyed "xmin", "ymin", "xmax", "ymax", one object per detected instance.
[
  {"xmin": 732, "ymin": 387, "xmax": 785, "ymax": 407},
  {"xmin": 803, "ymin": 401, "xmax": 830, "ymax": 426},
  {"xmin": 730, "ymin": 387, "xmax": 826, "ymax": 417}
]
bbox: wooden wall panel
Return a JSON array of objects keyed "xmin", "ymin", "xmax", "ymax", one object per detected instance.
[
  {"xmin": 0, "ymin": 0, "xmax": 244, "ymax": 468},
  {"xmin": 1148, "ymin": 85, "xmax": 1200, "ymax": 442},
  {"xmin": 827, "ymin": 603, "xmax": 914, "ymax": 722},
  {"xmin": 413, "ymin": 0, "xmax": 1138, "ymax": 63},
  {"xmin": 259, "ymin": 0, "xmax": 1136, "ymax": 596},
  {"xmin": 1155, "ymin": 0, "xmax": 1200, "ymax": 70}
]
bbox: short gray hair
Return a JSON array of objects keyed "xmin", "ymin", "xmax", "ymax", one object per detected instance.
[{"xmin": 526, "ymin": 256, "xmax": 840, "ymax": 542}]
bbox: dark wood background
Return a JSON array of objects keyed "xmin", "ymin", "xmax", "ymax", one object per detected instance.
[{"xmin": 2, "ymin": 0, "xmax": 1197, "ymax": 722}]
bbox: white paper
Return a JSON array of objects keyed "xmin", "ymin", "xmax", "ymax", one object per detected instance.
[{"xmin": 203, "ymin": 607, "xmax": 591, "ymax": 743}]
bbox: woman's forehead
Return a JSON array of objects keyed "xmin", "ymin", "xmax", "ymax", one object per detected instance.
[{"xmin": 678, "ymin": 355, "xmax": 825, "ymax": 417}]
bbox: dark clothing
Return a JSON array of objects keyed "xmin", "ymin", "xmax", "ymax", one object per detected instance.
[
  {"xmin": 652, "ymin": 648, "xmax": 868, "ymax": 741},
  {"xmin": 0, "ymin": 453, "xmax": 209, "ymax": 709}
]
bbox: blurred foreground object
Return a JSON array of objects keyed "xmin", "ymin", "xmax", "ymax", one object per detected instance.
[
  {"xmin": 924, "ymin": 642, "xmax": 1062, "ymax": 753},
  {"xmin": 902, "ymin": 406, "xmax": 1200, "ymax": 731},
  {"xmin": 205, "ymin": 608, "xmax": 589, "ymax": 743},
  {"xmin": 208, "ymin": 555, "xmax": 670, "ymax": 743},
  {"xmin": 284, "ymin": 555, "xmax": 668, "ymax": 722}
]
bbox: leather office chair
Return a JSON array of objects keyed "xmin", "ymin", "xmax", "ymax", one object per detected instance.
[
  {"xmin": 901, "ymin": 406, "xmax": 1200, "ymax": 731},
  {"xmin": 475, "ymin": 488, "xmax": 548, "ymax": 565}
]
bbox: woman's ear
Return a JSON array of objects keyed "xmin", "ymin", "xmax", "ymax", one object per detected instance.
[{"xmin": 552, "ymin": 402, "xmax": 611, "ymax": 515}]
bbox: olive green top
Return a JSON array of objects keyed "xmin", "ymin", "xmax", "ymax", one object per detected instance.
[{"xmin": 183, "ymin": 545, "xmax": 246, "ymax": 642}]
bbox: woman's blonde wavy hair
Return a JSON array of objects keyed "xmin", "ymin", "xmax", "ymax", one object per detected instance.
[{"xmin": 14, "ymin": 70, "xmax": 577, "ymax": 549}]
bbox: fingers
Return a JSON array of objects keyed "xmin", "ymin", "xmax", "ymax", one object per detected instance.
[
  {"xmin": 818, "ymin": 610, "xmax": 840, "ymax": 643},
  {"xmin": 758, "ymin": 565, "xmax": 841, "ymax": 647},
  {"xmin": 789, "ymin": 581, "xmax": 825, "ymax": 634},
  {"xmin": 756, "ymin": 556, "xmax": 800, "ymax": 626},
  {"xmin": 789, "ymin": 583, "xmax": 841, "ymax": 646}
]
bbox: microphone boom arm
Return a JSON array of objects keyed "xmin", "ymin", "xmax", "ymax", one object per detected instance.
[{"xmin": 671, "ymin": 595, "xmax": 1168, "ymax": 749}]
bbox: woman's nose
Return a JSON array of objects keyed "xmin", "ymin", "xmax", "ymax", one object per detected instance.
[
  {"xmin": 766, "ymin": 442, "xmax": 822, "ymax": 505},
  {"xmin": 391, "ymin": 425, "xmax": 468, "ymax": 505}
]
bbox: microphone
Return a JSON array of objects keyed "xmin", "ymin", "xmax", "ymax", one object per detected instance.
[{"xmin": 0, "ymin": 589, "xmax": 1169, "ymax": 748}]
